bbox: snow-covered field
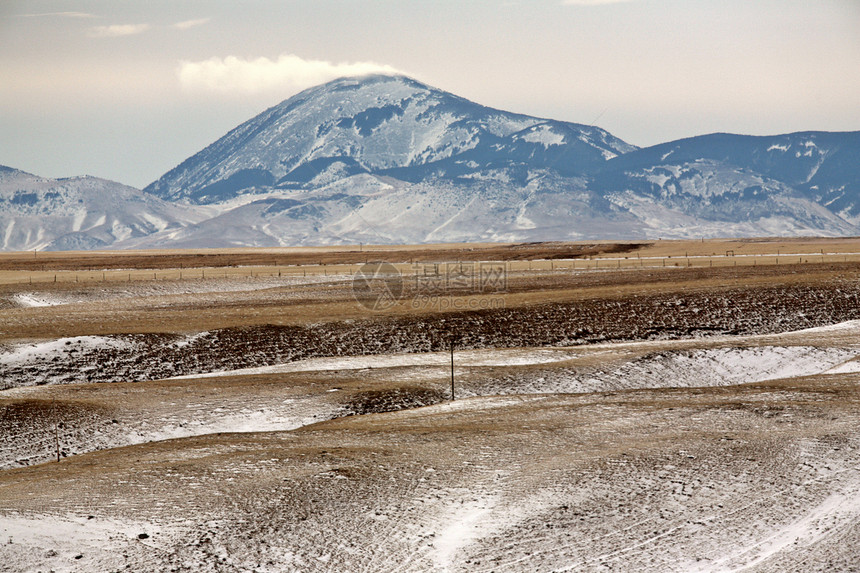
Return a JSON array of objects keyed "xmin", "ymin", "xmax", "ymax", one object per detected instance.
[
  {"xmin": 4, "ymin": 258, "xmax": 860, "ymax": 571},
  {"xmin": 3, "ymin": 383, "xmax": 860, "ymax": 572},
  {"xmin": 3, "ymin": 322, "xmax": 859, "ymax": 470},
  {"xmin": 3, "ymin": 274, "xmax": 349, "ymax": 308},
  {"xmin": 168, "ymin": 339, "xmax": 858, "ymax": 393},
  {"xmin": 166, "ymin": 346, "xmax": 588, "ymax": 378},
  {"xmin": 0, "ymin": 335, "xmax": 134, "ymax": 368},
  {"xmin": 1, "ymin": 312, "xmax": 859, "ymax": 444}
]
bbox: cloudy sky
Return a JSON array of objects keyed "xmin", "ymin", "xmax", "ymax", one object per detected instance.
[{"xmin": 2, "ymin": 0, "xmax": 858, "ymax": 188}]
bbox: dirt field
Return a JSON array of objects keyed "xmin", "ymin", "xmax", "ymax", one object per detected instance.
[{"xmin": 2, "ymin": 239, "xmax": 860, "ymax": 571}]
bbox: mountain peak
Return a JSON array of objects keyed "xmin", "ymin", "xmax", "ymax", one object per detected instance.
[
  {"xmin": 144, "ymin": 75, "xmax": 634, "ymax": 203},
  {"xmin": 280, "ymin": 73, "xmax": 422, "ymax": 103}
]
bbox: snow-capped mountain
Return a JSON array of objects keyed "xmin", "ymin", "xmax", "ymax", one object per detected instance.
[
  {"xmin": 134, "ymin": 75, "xmax": 859, "ymax": 246},
  {"xmin": 0, "ymin": 166, "xmax": 201, "ymax": 251},
  {"xmin": 597, "ymin": 131, "xmax": 860, "ymax": 217},
  {"xmin": 591, "ymin": 132, "xmax": 860, "ymax": 238},
  {"xmin": 3, "ymin": 75, "xmax": 859, "ymax": 251},
  {"xmin": 144, "ymin": 75, "xmax": 635, "ymax": 204}
]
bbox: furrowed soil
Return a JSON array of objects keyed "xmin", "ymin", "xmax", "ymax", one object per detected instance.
[{"xmin": 2, "ymin": 239, "xmax": 860, "ymax": 572}]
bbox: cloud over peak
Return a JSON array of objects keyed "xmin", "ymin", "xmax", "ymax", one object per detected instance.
[
  {"xmin": 88, "ymin": 23, "xmax": 150, "ymax": 38},
  {"xmin": 177, "ymin": 54, "xmax": 402, "ymax": 96},
  {"xmin": 173, "ymin": 18, "xmax": 210, "ymax": 30}
]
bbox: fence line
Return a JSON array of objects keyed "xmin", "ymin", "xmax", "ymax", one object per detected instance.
[{"xmin": 0, "ymin": 252, "xmax": 857, "ymax": 286}]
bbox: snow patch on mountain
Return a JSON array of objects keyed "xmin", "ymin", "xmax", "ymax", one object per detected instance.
[{"xmin": 518, "ymin": 124, "xmax": 566, "ymax": 148}]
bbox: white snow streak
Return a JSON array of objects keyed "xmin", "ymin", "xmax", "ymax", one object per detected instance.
[{"xmin": 0, "ymin": 336, "xmax": 133, "ymax": 367}]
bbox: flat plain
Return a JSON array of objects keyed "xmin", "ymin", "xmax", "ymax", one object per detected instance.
[{"xmin": 2, "ymin": 238, "xmax": 860, "ymax": 572}]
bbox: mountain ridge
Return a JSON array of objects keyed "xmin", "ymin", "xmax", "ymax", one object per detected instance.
[
  {"xmin": 0, "ymin": 166, "xmax": 202, "ymax": 251},
  {"xmin": 143, "ymin": 74, "xmax": 635, "ymax": 204},
  {"xmin": 2, "ymin": 74, "xmax": 859, "ymax": 250}
]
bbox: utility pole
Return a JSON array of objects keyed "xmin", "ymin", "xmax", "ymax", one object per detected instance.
[
  {"xmin": 53, "ymin": 398, "xmax": 60, "ymax": 462},
  {"xmin": 450, "ymin": 339, "xmax": 455, "ymax": 401},
  {"xmin": 449, "ymin": 332, "xmax": 460, "ymax": 401}
]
